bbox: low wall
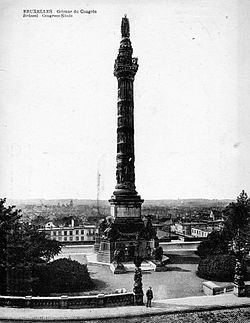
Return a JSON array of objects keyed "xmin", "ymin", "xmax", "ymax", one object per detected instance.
[
  {"xmin": 203, "ymin": 281, "xmax": 250, "ymax": 296},
  {"xmin": 203, "ymin": 281, "xmax": 234, "ymax": 295},
  {"xmin": 0, "ymin": 292, "xmax": 135, "ymax": 309},
  {"xmin": 160, "ymin": 241, "xmax": 201, "ymax": 253}
]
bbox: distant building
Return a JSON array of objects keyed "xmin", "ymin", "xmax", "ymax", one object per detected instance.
[
  {"xmin": 191, "ymin": 226, "xmax": 212, "ymax": 238},
  {"xmin": 153, "ymin": 218, "xmax": 172, "ymax": 240},
  {"xmin": 39, "ymin": 219, "xmax": 98, "ymax": 243},
  {"xmin": 209, "ymin": 210, "xmax": 223, "ymax": 221},
  {"xmin": 173, "ymin": 219, "xmax": 223, "ymax": 239}
]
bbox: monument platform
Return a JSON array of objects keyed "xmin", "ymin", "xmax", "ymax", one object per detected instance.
[{"xmin": 86, "ymin": 253, "xmax": 156, "ymax": 272}]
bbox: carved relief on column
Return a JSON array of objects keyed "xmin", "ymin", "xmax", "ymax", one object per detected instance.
[
  {"xmin": 115, "ymin": 149, "xmax": 135, "ymax": 189},
  {"xmin": 118, "ymin": 78, "xmax": 134, "ymax": 102}
]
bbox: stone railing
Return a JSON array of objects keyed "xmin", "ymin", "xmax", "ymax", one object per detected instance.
[
  {"xmin": 203, "ymin": 281, "xmax": 234, "ymax": 295},
  {"xmin": 0, "ymin": 292, "xmax": 135, "ymax": 309},
  {"xmin": 203, "ymin": 281, "xmax": 250, "ymax": 297}
]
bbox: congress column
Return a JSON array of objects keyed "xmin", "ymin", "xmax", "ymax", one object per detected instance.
[{"xmin": 110, "ymin": 15, "xmax": 144, "ymax": 219}]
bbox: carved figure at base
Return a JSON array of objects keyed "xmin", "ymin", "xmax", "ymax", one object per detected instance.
[
  {"xmin": 113, "ymin": 249, "xmax": 125, "ymax": 270},
  {"xmin": 153, "ymin": 246, "xmax": 163, "ymax": 264},
  {"xmin": 103, "ymin": 219, "xmax": 120, "ymax": 241}
]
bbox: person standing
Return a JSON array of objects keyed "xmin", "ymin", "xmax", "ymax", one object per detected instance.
[{"xmin": 146, "ymin": 286, "xmax": 153, "ymax": 307}]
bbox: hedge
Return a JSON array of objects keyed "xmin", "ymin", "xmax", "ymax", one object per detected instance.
[
  {"xmin": 32, "ymin": 258, "xmax": 93, "ymax": 296},
  {"xmin": 197, "ymin": 254, "xmax": 238, "ymax": 282}
]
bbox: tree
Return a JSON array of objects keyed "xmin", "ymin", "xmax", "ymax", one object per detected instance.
[
  {"xmin": 0, "ymin": 198, "xmax": 21, "ymax": 258},
  {"xmin": 3, "ymin": 220, "xmax": 61, "ymax": 267},
  {"xmin": 0, "ymin": 198, "xmax": 23, "ymax": 293},
  {"xmin": 222, "ymin": 190, "xmax": 250, "ymax": 242},
  {"xmin": 197, "ymin": 191, "xmax": 250, "ymax": 259},
  {"xmin": 196, "ymin": 191, "xmax": 250, "ymax": 282},
  {"xmin": 0, "ymin": 198, "xmax": 61, "ymax": 295}
]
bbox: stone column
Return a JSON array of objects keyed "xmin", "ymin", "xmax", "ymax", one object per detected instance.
[
  {"xmin": 113, "ymin": 16, "xmax": 138, "ymax": 197},
  {"xmin": 109, "ymin": 15, "xmax": 143, "ymax": 219}
]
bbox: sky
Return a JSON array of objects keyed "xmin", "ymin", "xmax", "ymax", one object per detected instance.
[{"xmin": 0, "ymin": 0, "xmax": 250, "ymax": 200}]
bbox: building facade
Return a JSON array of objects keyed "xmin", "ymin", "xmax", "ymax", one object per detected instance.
[
  {"xmin": 40, "ymin": 221, "xmax": 98, "ymax": 243},
  {"xmin": 173, "ymin": 219, "xmax": 223, "ymax": 239}
]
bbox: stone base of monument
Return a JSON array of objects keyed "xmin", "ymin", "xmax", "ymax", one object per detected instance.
[
  {"xmin": 95, "ymin": 238, "xmax": 158, "ymax": 266},
  {"xmin": 109, "ymin": 261, "xmax": 155, "ymax": 274},
  {"xmin": 87, "ymin": 253, "xmax": 156, "ymax": 273},
  {"xmin": 96, "ymin": 241, "xmax": 113, "ymax": 263},
  {"xmin": 110, "ymin": 263, "xmax": 127, "ymax": 274}
]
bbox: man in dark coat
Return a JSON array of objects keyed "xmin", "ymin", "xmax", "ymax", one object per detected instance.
[{"xmin": 146, "ymin": 286, "xmax": 153, "ymax": 307}]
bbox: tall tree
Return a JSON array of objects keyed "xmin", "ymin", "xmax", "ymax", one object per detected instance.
[
  {"xmin": 197, "ymin": 191, "xmax": 250, "ymax": 259},
  {"xmin": 223, "ymin": 190, "xmax": 250, "ymax": 242},
  {"xmin": 0, "ymin": 198, "xmax": 61, "ymax": 294},
  {"xmin": 0, "ymin": 198, "xmax": 22, "ymax": 268}
]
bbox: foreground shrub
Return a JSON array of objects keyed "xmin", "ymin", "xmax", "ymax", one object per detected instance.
[
  {"xmin": 197, "ymin": 254, "xmax": 238, "ymax": 282},
  {"xmin": 32, "ymin": 258, "xmax": 93, "ymax": 296}
]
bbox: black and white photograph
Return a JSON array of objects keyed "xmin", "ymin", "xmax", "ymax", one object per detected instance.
[{"xmin": 1, "ymin": 0, "xmax": 250, "ymax": 322}]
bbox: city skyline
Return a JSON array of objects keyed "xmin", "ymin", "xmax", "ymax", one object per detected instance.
[{"xmin": 0, "ymin": 0, "xmax": 250, "ymax": 200}]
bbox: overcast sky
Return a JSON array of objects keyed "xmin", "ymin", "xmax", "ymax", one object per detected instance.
[{"xmin": 0, "ymin": 0, "xmax": 250, "ymax": 200}]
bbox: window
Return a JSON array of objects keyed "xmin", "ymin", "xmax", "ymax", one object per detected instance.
[
  {"xmin": 64, "ymin": 237, "xmax": 67, "ymax": 241},
  {"xmin": 58, "ymin": 231, "xmax": 62, "ymax": 235},
  {"xmin": 75, "ymin": 230, "xmax": 79, "ymax": 235},
  {"xmin": 64, "ymin": 231, "xmax": 67, "ymax": 235},
  {"xmin": 81, "ymin": 237, "xmax": 84, "ymax": 241},
  {"xmin": 58, "ymin": 237, "xmax": 62, "ymax": 241},
  {"xmin": 76, "ymin": 237, "xmax": 79, "ymax": 241},
  {"xmin": 69, "ymin": 231, "xmax": 73, "ymax": 236},
  {"xmin": 81, "ymin": 230, "xmax": 84, "ymax": 235},
  {"xmin": 53, "ymin": 231, "xmax": 56, "ymax": 236},
  {"xmin": 69, "ymin": 237, "xmax": 73, "ymax": 241}
]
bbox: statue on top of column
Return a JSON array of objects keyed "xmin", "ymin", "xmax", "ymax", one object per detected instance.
[{"xmin": 121, "ymin": 14, "xmax": 130, "ymax": 38}]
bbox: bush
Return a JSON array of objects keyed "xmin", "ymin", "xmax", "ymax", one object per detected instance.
[
  {"xmin": 196, "ymin": 231, "xmax": 229, "ymax": 259},
  {"xmin": 32, "ymin": 258, "xmax": 93, "ymax": 296},
  {"xmin": 197, "ymin": 254, "xmax": 243, "ymax": 282}
]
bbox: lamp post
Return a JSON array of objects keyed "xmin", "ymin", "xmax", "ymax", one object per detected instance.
[
  {"xmin": 133, "ymin": 238, "xmax": 144, "ymax": 305},
  {"xmin": 230, "ymin": 229, "xmax": 246, "ymax": 297}
]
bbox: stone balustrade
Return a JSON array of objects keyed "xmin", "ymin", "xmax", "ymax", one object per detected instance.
[
  {"xmin": 0, "ymin": 292, "xmax": 135, "ymax": 308},
  {"xmin": 203, "ymin": 281, "xmax": 234, "ymax": 295}
]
